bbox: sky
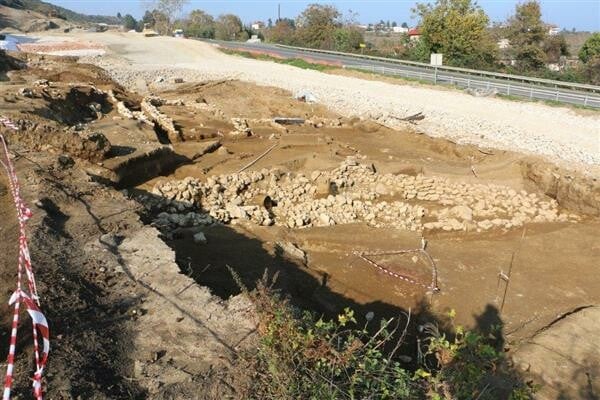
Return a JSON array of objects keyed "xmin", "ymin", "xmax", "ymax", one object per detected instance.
[{"xmin": 47, "ymin": 0, "xmax": 600, "ymax": 31}]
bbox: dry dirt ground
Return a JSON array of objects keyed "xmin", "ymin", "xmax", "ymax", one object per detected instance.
[
  {"xmin": 0, "ymin": 52, "xmax": 255, "ymax": 399},
  {"xmin": 0, "ymin": 49, "xmax": 599, "ymax": 399},
  {"xmin": 70, "ymin": 32, "xmax": 600, "ymax": 169}
]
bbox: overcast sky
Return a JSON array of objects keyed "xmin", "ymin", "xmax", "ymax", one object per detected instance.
[{"xmin": 47, "ymin": 0, "xmax": 600, "ymax": 31}]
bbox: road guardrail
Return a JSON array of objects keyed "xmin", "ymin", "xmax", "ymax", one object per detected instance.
[
  {"xmin": 274, "ymin": 44, "xmax": 600, "ymax": 94},
  {"xmin": 348, "ymin": 64, "xmax": 600, "ymax": 108}
]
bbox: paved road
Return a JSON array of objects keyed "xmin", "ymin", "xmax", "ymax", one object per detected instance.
[{"xmin": 209, "ymin": 40, "xmax": 600, "ymax": 108}]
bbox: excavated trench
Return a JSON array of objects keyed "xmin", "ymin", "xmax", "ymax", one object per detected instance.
[
  {"xmin": 521, "ymin": 160, "xmax": 600, "ymax": 216},
  {"xmin": 127, "ymin": 122, "xmax": 600, "ymax": 352},
  {"xmin": 2, "ymin": 49, "xmax": 598, "ymax": 398},
  {"xmin": 87, "ymin": 78, "xmax": 596, "ymax": 349}
]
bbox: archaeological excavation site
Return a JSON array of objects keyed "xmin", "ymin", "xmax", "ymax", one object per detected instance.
[{"xmin": 0, "ymin": 32, "xmax": 599, "ymax": 400}]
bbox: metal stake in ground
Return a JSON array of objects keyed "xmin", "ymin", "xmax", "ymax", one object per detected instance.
[{"xmin": 496, "ymin": 228, "xmax": 527, "ymax": 314}]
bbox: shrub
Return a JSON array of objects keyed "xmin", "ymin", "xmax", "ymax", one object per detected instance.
[
  {"xmin": 232, "ymin": 270, "xmax": 536, "ymax": 400},
  {"xmin": 579, "ymin": 32, "xmax": 600, "ymax": 64},
  {"xmin": 416, "ymin": 311, "xmax": 537, "ymax": 400},
  {"xmin": 239, "ymin": 273, "xmax": 416, "ymax": 399}
]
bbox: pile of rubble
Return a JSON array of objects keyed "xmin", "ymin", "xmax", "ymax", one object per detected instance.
[{"xmin": 144, "ymin": 158, "xmax": 579, "ymax": 235}]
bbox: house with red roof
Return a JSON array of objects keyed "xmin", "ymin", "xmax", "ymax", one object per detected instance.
[{"xmin": 408, "ymin": 27, "xmax": 421, "ymax": 41}]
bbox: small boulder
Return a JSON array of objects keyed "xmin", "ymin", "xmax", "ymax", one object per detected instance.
[
  {"xmin": 193, "ymin": 232, "xmax": 207, "ymax": 244},
  {"xmin": 450, "ymin": 205, "xmax": 473, "ymax": 222}
]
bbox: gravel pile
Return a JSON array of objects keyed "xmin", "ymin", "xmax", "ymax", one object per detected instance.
[{"xmin": 139, "ymin": 157, "xmax": 579, "ymax": 236}]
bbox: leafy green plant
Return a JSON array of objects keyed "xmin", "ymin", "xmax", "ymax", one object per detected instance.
[
  {"xmin": 415, "ymin": 310, "xmax": 537, "ymax": 400},
  {"xmin": 229, "ymin": 268, "xmax": 538, "ymax": 400},
  {"xmin": 239, "ymin": 272, "xmax": 416, "ymax": 400}
]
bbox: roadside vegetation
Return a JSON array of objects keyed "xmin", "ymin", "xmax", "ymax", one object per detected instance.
[{"xmin": 233, "ymin": 271, "xmax": 536, "ymax": 400}]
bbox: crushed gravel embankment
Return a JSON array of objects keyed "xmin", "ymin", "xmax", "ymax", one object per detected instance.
[{"xmin": 78, "ymin": 34, "xmax": 600, "ymax": 171}]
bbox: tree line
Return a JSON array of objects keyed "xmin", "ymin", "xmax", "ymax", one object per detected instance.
[
  {"xmin": 122, "ymin": 0, "xmax": 600, "ymax": 85},
  {"xmin": 405, "ymin": 0, "xmax": 598, "ymax": 84}
]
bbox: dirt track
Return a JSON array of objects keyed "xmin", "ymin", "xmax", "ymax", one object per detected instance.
[{"xmin": 0, "ymin": 44, "xmax": 599, "ymax": 399}]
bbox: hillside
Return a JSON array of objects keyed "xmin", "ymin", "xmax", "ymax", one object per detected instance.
[{"xmin": 0, "ymin": 0, "xmax": 118, "ymax": 32}]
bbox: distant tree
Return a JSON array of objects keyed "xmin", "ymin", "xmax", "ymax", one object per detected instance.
[
  {"xmin": 144, "ymin": 0, "xmax": 189, "ymax": 32},
  {"xmin": 392, "ymin": 21, "xmax": 397, "ymax": 27},
  {"xmin": 543, "ymin": 34, "xmax": 569, "ymax": 63},
  {"xmin": 150, "ymin": 9, "xmax": 170, "ymax": 34},
  {"xmin": 386, "ymin": 20, "xmax": 391, "ymax": 28},
  {"xmin": 142, "ymin": 10, "xmax": 155, "ymax": 27},
  {"xmin": 579, "ymin": 32, "xmax": 600, "ymax": 63},
  {"xmin": 266, "ymin": 19, "xmax": 296, "ymax": 45},
  {"xmin": 333, "ymin": 26, "xmax": 364, "ymax": 51},
  {"xmin": 413, "ymin": 0, "xmax": 498, "ymax": 68},
  {"xmin": 267, "ymin": 18, "xmax": 273, "ymax": 28},
  {"xmin": 295, "ymin": 4, "xmax": 341, "ymax": 49},
  {"xmin": 214, "ymin": 14, "xmax": 245, "ymax": 41},
  {"xmin": 506, "ymin": 0, "xmax": 547, "ymax": 70},
  {"xmin": 122, "ymin": 14, "xmax": 137, "ymax": 30},
  {"xmin": 506, "ymin": 1, "xmax": 546, "ymax": 46},
  {"xmin": 117, "ymin": 12, "xmax": 122, "ymax": 19},
  {"xmin": 279, "ymin": 17, "xmax": 295, "ymax": 29},
  {"xmin": 401, "ymin": 22, "xmax": 409, "ymax": 28},
  {"xmin": 184, "ymin": 9, "xmax": 215, "ymax": 38}
]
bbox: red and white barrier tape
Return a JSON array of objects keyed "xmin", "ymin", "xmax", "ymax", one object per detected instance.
[
  {"xmin": 0, "ymin": 118, "xmax": 18, "ymax": 132},
  {"xmin": 1, "ymin": 117, "xmax": 49, "ymax": 400},
  {"xmin": 355, "ymin": 247, "xmax": 440, "ymax": 292}
]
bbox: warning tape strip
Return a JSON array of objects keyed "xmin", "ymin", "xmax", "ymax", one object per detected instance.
[
  {"xmin": 1, "ymin": 116, "xmax": 49, "ymax": 400},
  {"xmin": 0, "ymin": 118, "xmax": 18, "ymax": 132},
  {"xmin": 355, "ymin": 247, "xmax": 440, "ymax": 292}
]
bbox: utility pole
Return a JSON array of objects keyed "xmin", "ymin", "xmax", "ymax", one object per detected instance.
[{"xmin": 278, "ymin": 3, "xmax": 281, "ymax": 22}]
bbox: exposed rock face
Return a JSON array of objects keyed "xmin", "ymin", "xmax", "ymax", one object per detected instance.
[
  {"xmin": 522, "ymin": 160, "xmax": 600, "ymax": 217},
  {"xmin": 144, "ymin": 158, "xmax": 577, "ymax": 235}
]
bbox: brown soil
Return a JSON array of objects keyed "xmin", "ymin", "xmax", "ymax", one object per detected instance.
[
  {"xmin": 0, "ymin": 50, "xmax": 598, "ymax": 399},
  {"xmin": 148, "ymin": 79, "xmax": 600, "ymax": 339},
  {"xmin": 138, "ymin": 76, "xmax": 600, "ymax": 399},
  {"xmin": 0, "ymin": 52, "xmax": 254, "ymax": 399}
]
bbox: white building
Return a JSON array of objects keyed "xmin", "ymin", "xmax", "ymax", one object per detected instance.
[
  {"xmin": 497, "ymin": 38, "xmax": 510, "ymax": 49},
  {"xmin": 392, "ymin": 26, "xmax": 408, "ymax": 34},
  {"xmin": 547, "ymin": 25, "xmax": 560, "ymax": 35}
]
